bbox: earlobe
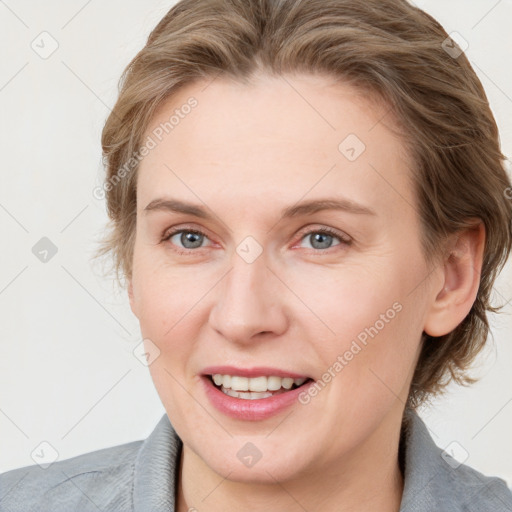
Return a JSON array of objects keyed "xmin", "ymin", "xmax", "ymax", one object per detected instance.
[{"xmin": 423, "ymin": 221, "xmax": 485, "ymax": 337}]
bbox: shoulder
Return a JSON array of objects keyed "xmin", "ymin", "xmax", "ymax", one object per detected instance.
[
  {"xmin": 430, "ymin": 456, "xmax": 512, "ymax": 512},
  {"xmin": 401, "ymin": 408, "xmax": 512, "ymax": 511},
  {"xmin": 1, "ymin": 414, "xmax": 182, "ymax": 512},
  {"xmin": 445, "ymin": 459, "xmax": 512, "ymax": 511},
  {"xmin": 0, "ymin": 439, "xmax": 142, "ymax": 512}
]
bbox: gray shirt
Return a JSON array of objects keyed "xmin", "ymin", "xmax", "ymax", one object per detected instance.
[{"xmin": 1, "ymin": 408, "xmax": 511, "ymax": 511}]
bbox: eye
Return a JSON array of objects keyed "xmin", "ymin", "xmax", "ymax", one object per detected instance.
[
  {"xmin": 161, "ymin": 228, "xmax": 212, "ymax": 253},
  {"xmin": 297, "ymin": 227, "xmax": 351, "ymax": 251},
  {"xmin": 161, "ymin": 226, "xmax": 351, "ymax": 254}
]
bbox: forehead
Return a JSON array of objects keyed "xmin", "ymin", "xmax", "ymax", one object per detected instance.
[{"xmin": 137, "ymin": 73, "xmax": 414, "ymax": 220}]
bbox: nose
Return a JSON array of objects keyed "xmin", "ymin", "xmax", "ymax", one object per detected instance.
[{"xmin": 208, "ymin": 250, "xmax": 289, "ymax": 345}]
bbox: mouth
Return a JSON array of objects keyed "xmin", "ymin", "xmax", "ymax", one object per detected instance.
[{"xmin": 205, "ymin": 373, "xmax": 314, "ymax": 400}]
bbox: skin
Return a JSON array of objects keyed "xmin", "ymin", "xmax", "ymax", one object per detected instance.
[{"xmin": 127, "ymin": 72, "xmax": 485, "ymax": 512}]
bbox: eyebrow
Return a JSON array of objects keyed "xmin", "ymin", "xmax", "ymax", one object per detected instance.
[{"xmin": 143, "ymin": 197, "xmax": 376, "ymax": 220}]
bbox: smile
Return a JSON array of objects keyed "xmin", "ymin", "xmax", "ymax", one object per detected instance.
[{"xmin": 208, "ymin": 374, "xmax": 313, "ymax": 400}]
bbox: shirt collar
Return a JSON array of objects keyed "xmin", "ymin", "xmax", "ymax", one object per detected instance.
[
  {"xmin": 132, "ymin": 408, "xmax": 511, "ymax": 512},
  {"xmin": 399, "ymin": 408, "xmax": 512, "ymax": 511},
  {"xmin": 132, "ymin": 413, "xmax": 182, "ymax": 511}
]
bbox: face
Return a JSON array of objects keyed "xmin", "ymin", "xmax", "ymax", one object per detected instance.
[{"xmin": 128, "ymin": 73, "xmax": 436, "ymax": 483}]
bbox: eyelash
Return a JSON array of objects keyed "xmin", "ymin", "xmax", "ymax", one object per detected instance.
[{"xmin": 160, "ymin": 225, "xmax": 352, "ymax": 255}]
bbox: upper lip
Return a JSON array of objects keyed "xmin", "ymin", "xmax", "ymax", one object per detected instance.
[{"xmin": 201, "ymin": 365, "xmax": 311, "ymax": 379}]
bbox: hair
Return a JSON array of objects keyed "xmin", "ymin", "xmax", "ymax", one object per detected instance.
[{"xmin": 95, "ymin": 0, "xmax": 512, "ymax": 408}]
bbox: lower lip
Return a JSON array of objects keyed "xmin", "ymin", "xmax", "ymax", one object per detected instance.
[{"xmin": 201, "ymin": 375, "xmax": 314, "ymax": 421}]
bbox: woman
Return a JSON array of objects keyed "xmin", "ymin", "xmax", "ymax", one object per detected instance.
[{"xmin": 1, "ymin": 0, "xmax": 511, "ymax": 510}]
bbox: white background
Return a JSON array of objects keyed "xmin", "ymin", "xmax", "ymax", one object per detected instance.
[{"xmin": 1, "ymin": 0, "xmax": 511, "ymax": 488}]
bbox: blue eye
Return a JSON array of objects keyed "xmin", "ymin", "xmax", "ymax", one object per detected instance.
[
  {"xmin": 299, "ymin": 228, "xmax": 350, "ymax": 251},
  {"xmin": 161, "ymin": 226, "xmax": 351, "ymax": 254},
  {"xmin": 303, "ymin": 231, "xmax": 340, "ymax": 249},
  {"xmin": 163, "ymin": 229, "xmax": 210, "ymax": 251}
]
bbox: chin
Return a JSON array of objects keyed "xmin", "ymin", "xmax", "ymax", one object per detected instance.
[
  {"xmin": 216, "ymin": 459, "xmax": 305, "ymax": 484},
  {"xmin": 195, "ymin": 441, "xmax": 312, "ymax": 485}
]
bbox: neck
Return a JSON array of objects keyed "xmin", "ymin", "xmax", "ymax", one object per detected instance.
[{"xmin": 176, "ymin": 409, "xmax": 405, "ymax": 512}]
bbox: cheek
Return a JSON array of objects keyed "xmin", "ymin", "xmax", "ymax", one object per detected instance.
[
  {"xmin": 286, "ymin": 258, "xmax": 403, "ymax": 346},
  {"xmin": 131, "ymin": 260, "xmax": 221, "ymax": 417},
  {"xmin": 287, "ymin": 254, "xmax": 424, "ymax": 410},
  {"xmin": 135, "ymin": 268, "xmax": 206, "ymax": 415},
  {"xmin": 131, "ymin": 247, "xmax": 212, "ymax": 338}
]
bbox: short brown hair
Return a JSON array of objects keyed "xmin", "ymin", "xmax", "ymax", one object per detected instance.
[{"xmin": 95, "ymin": 0, "xmax": 512, "ymax": 408}]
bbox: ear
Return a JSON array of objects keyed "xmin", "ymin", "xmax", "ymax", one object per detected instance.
[{"xmin": 423, "ymin": 221, "xmax": 485, "ymax": 337}]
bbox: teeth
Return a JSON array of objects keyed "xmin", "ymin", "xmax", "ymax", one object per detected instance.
[
  {"xmin": 231, "ymin": 376, "xmax": 249, "ymax": 391},
  {"xmin": 212, "ymin": 374, "xmax": 224, "ymax": 386},
  {"xmin": 281, "ymin": 377, "xmax": 294, "ymax": 390},
  {"xmin": 267, "ymin": 376, "xmax": 282, "ymax": 391},
  {"xmin": 211, "ymin": 374, "xmax": 308, "ymax": 392},
  {"xmin": 222, "ymin": 387, "xmax": 274, "ymax": 400}
]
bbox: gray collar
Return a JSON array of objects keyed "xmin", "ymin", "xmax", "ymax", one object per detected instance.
[
  {"xmin": 399, "ymin": 408, "xmax": 512, "ymax": 511},
  {"xmin": 132, "ymin": 413, "xmax": 182, "ymax": 511},
  {"xmin": 132, "ymin": 409, "xmax": 512, "ymax": 511}
]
